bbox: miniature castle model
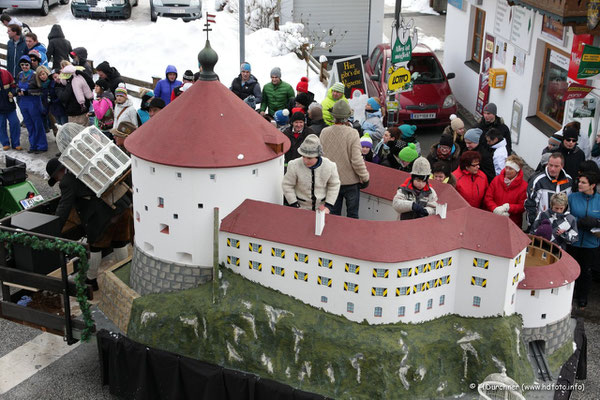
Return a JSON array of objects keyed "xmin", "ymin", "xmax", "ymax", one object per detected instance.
[
  {"xmin": 125, "ymin": 42, "xmax": 290, "ymax": 294},
  {"xmin": 125, "ymin": 41, "xmax": 579, "ymax": 356}
]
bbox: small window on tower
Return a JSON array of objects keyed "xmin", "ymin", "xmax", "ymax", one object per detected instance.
[
  {"xmin": 150, "ymin": 167, "xmax": 156, "ymax": 174},
  {"xmin": 158, "ymin": 197, "xmax": 164, "ymax": 208},
  {"xmin": 135, "ymin": 211, "xmax": 140, "ymax": 222},
  {"xmin": 252, "ymin": 168, "xmax": 258, "ymax": 176},
  {"xmin": 176, "ymin": 172, "xmax": 182, "ymax": 179},
  {"xmin": 144, "ymin": 205, "xmax": 148, "ymax": 211},
  {"xmin": 173, "ymin": 214, "xmax": 178, "ymax": 219},
  {"xmin": 198, "ymin": 203, "xmax": 204, "ymax": 209},
  {"xmin": 160, "ymin": 223, "xmax": 169, "ymax": 234},
  {"xmin": 135, "ymin": 188, "xmax": 138, "ymax": 193},
  {"xmin": 210, "ymin": 174, "xmax": 216, "ymax": 181}
]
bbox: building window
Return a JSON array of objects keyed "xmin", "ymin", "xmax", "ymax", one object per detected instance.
[
  {"xmin": 150, "ymin": 166, "xmax": 156, "ymax": 174},
  {"xmin": 443, "ymin": 257, "xmax": 452, "ymax": 267},
  {"xmin": 294, "ymin": 271, "xmax": 308, "ymax": 281},
  {"xmin": 198, "ymin": 203, "xmax": 204, "ymax": 209},
  {"xmin": 345, "ymin": 263, "xmax": 360, "ymax": 274},
  {"xmin": 373, "ymin": 268, "xmax": 389, "ymax": 278},
  {"xmin": 344, "ymin": 282, "xmax": 359, "ymax": 293},
  {"xmin": 135, "ymin": 187, "xmax": 138, "ymax": 193},
  {"xmin": 471, "ymin": 7, "xmax": 486, "ymax": 64},
  {"xmin": 318, "ymin": 276, "xmax": 332, "ymax": 287},
  {"xmin": 318, "ymin": 257, "xmax": 332, "ymax": 268},
  {"xmin": 227, "ymin": 238, "xmax": 240, "ymax": 248},
  {"xmin": 227, "ymin": 256, "xmax": 240, "ymax": 266},
  {"xmin": 271, "ymin": 266, "xmax": 285, "ymax": 276},
  {"xmin": 210, "ymin": 174, "xmax": 216, "ymax": 181},
  {"xmin": 294, "ymin": 252, "xmax": 308, "ymax": 263},
  {"xmin": 396, "ymin": 286, "xmax": 410, "ymax": 296},
  {"xmin": 158, "ymin": 197, "xmax": 164, "ymax": 208},
  {"xmin": 536, "ymin": 43, "xmax": 569, "ymax": 130},
  {"xmin": 473, "ymin": 258, "xmax": 489, "ymax": 269},
  {"xmin": 347, "ymin": 302, "xmax": 354, "ymax": 313},
  {"xmin": 439, "ymin": 295, "xmax": 445, "ymax": 306},
  {"xmin": 160, "ymin": 223, "xmax": 169, "ymax": 234},
  {"xmin": 427, "ymin": 299, "xmax": 433, "ymax": 309},
  {"xmin": 473, "ymin": 296, "xmax": 481, "ymax": 307},
  {"xmin": 249, "ymin": 260, "xmax": 262, "ymax": 271},
  {"xmin": 173, "ymin": 214, "xmax": 178, "ymax": 219},
  {"xmin": 374, "ymin": 307, "xmax": 383, "ymax": 317},
  {"xmin": 512, "ymin": 273, "xmax": 520, "ymax": 286},
  {"xmin": 414, "ymin": 302, "xmax": 420, "ymax": 313},
  {"xmin": 541, "ymin": 313, "xmax": 547, "ymax": 319},
  {"xmin": 271, "ymin": 247, "xmax": 285, "ymax": 258},
  {"xmin": 135, "ymin": 211, "xmax": 140, "ymax": 222},
  {"xmin": 530, "ymin": 290, "xmax": 536, "ymax": 296},
  {"xmin": 176, "ymin": 172, "xmax": 182, "ymax": 179},
  {"xmin": 371, "ymin": 287, "xmax": 387, "ymax": 297},
  {"xmin": 321, "ymin": 296, "xmax": 327, "ymax": 303},
  {"xmin": 249, "ymin": 242, "xmax": 262, "ymax": 253},
  {"xmin": 398, "ymin": 306, "xmax": 405, "ymax": 317},
  {"xmin": 252, "ymin": 168, "xmax": 258, "ymax": 176},
  {"xmin": 551, "ymin": 288, "xmax": 558, "ymax": 295},
  {"xmin": 397, "ymin": 267, "xmax": 411, "ymax": 277},
  {"xmin": 144, "ymin": 205, "xmax": 148, "ymax": 211},
  {"xmin": 511, "ymin": 293, "xmax": 515, "ymax": 304},
  {"xmin": 415, "ymin": 263, "xmax": 430, "ymax": 274},
  {"xmin": 471, "ymin": 276, "xmax": 487, "ymax": 287},
  {"xmin": 514, "ymin": 254, "xmax": 522, "ymax": 267}
]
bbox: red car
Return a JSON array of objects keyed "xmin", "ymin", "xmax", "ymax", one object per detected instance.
[{"xmin": 365, "ymin": 43, "xmax": 457, "ymax": 127}]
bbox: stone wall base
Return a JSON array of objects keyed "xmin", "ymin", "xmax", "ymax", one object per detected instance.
[
  {"xmin": 97, "ymin": 257, "xmax": 140, "ymax": 334},
  {"xmin": 521, "ymin": 316, "xmax": 573, "ymax": 355},
  {"xmin": 130, "ymin": 246, "xmax": 213, "ymax": 295}
]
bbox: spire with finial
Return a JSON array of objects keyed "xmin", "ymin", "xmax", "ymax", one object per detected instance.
[{"xmin": 198, "ymin": 12, "xmax": 218, "ymax": 81}]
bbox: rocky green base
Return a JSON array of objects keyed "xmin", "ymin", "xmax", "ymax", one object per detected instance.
[
  {"xmin": 127, "ymin": 268, "xmax": 534, "ymax": 399},
  {"xmin": 112, "ymin": 262, "xmax": 131, "ymax": 286}
]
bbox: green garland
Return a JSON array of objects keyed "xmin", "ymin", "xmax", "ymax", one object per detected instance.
[{"xmin": 0, "ymin": 232, "xmax": 93, "ymax": 341}]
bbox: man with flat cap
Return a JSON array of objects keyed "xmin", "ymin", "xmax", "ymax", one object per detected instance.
[{"xmin": 46, "ymin": 158, "xmax": 132, "ymax": 290}]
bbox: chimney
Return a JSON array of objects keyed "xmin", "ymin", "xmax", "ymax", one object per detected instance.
[
  {"xmin": 315, "ymin": 209, "xmax": 326, "ymax": 236},
  {"xmin": 436, "ymin": 203, "xmax": 447, "ymax": 219}
]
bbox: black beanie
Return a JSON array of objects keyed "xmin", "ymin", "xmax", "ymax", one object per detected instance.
[
  {"xmin": 295, "ymin": 92, "xmax": 310, "ymax": 108},
  {"xmin": 149, "ymin": 97, "xmax": 166, "ymax": 109},
  {"xmin": 290, "ymin": 111, "xmax": 305, "ymax": 123},
  {"xmin": 183, "ymin": 70, "xmax": 194, "ymax": 81},
  {"xmin": 95, "ymin": 79, "xmax": 109, "ymax": 91},
  {"xmin": 439, "ymin": 133, "xmax": 454, "ymax": 148},
  {"xmin": 563, "ymin": 126, "xmax": 579, "ymax": 141},
  {"xmin": 96, "ymin": 61, "xmax": 111, "ymax": 74}
]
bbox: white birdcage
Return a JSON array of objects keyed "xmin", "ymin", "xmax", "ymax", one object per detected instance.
[
  {"xmin": 59, "ymin": 125, "xmax": 131, "ymax": 197},
  {"xmin": 55, "ymin": 123, "xmax": 86, "ymax": 154}
]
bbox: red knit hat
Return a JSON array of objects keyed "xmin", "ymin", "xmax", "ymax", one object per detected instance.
[{"xmin": 296, "ymin": 77, "xmax": 309, "ymax": 93}]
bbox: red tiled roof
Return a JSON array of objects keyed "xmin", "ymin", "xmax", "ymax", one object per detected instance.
[
  {"xmin": 363, "ymin": 162, "xmax": 470, "ymax": 211},
  {"xmin": 124, "ymin": 80, "xmax": 290, "ymax": 168},
  {"xmin": 518, "ymin": 249, "xmax": 580, "ymax": 290},
  {"xmin": 220, "ymin": 199, "xmax": 531, "ymax": 263}
]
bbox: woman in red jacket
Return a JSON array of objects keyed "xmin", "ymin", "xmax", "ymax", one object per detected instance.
[
  {"xmin": 484, "ymin": 155, "xmax": 528, "ymax": 227},
  {"xmin": 453, "ymin": 151, "xmax": 489, "ymax": 208}
]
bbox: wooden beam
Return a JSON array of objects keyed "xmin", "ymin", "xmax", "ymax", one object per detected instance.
[
  {"xmin": 0, "ymin": 266, "xmax": 92, "ymax": 299},
  {"xmin": 0, "ymin": 301, "xmax": 94, "ymax": 333}
]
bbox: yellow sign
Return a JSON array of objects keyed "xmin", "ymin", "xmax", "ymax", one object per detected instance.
[{"xmin": 388, "ymin": 67, "xmax": 411, "ymax": 91}]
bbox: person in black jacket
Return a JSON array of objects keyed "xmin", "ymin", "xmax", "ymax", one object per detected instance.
[
  {"xmin": 95, "ymin": 61, "xmax": 125, "ymax": 96},
  {"xmin": 464, "ymin": 127, "xmax": 495, "ymax": 183},
  {"xmin": 69, "ymin": 47, "xmax": 93, "ymax": 78},
  {"xmin": 282, "ymin": 112, "xmax": 315, "ymax": 165},
  {"xmin": 0, "ymin": 67, "xmax": 21, "ymax": 150},
  {"xmin": 477, "ymin": 102, "xmax": 512, "ymax": 155},
  {"xmin": 46, "ymin": 24, "xmax": 72, "ymax": 70},
  {"xmin": 230, "ymin": 62, "xmax": 262, "ymax": 108},
  {"xmin": 307, "ymin": 104, "xmax": 326, "ymax": 136},
  {"xmin": 46, "ymin": 158, "xmax": 132, "ymax": 291},
  {"xmin": 559, "ymin": 125, "xmax": 586, "ymax": 186}
]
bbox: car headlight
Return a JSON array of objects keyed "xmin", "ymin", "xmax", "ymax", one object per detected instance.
[
  {"xmin": 442, "ymin": 94, "xmax": 456, "ymax": 108},
  {"xmin": 72, "ymin": 0, "xmax": 85, "ymax": 3},
  {"xmin": 112, "ymin": 0, "xmax": 125, "ymax": 4},
  {"xmin": 190, "ymin": 0, "xmax": 200, "ymax": 6},
  {"xmin": 153, "ymin": 0, "xmax": 163, "ymax": 5}
]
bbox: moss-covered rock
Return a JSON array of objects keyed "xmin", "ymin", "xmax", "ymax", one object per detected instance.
[{"xmin": 127, "ymin": 268, "xmax": 534, "ymax": 399}]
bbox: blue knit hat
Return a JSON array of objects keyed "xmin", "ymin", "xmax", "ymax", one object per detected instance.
[
  {"xmin": 241, "ymin": 62, "xmax": 251, "ymax": 72},
  {"xmin": 367, "ymin": 97, "xmax": 381, "ymax": 111},
  {"xmin": 274, "ymin": 109, "xmax": 290, "ymax": 126},
  {"xmin": 399, "ymin": 124, "xmax": 417, "ymax": 139}
]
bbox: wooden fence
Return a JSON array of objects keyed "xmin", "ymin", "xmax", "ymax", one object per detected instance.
[{"xmin": 0, "ymin": 43, "xmax": 156, "ymax": 98}]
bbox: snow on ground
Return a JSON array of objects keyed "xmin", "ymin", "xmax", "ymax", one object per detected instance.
[{"xmin": 385, "ymin": 0, "xmax": 439, "ymax": 15}]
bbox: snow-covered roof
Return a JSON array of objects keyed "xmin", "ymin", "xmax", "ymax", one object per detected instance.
[{"xmin": 124, "ymin": 79, "xmax": 290, "ymax": 168}]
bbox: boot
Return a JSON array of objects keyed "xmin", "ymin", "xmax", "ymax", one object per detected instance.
[
  {"xmin": 112, "ymin": 245, "xmax": 129, "ymax": 262},
  {"xmin": 86, "ymin": 251, "xmax": 102, "ymax": 291}
]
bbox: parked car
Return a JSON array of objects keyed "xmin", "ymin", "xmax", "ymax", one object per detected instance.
[
  {"xmin": 0, "ymin": 0, "xmax": 67, "ymax": 16},
  {"xmin": 150, "ymin": 0, "xmax": 201, "ymax": 22},
  {"xmin": 71, "ymin": 0, "xmax": 137, "ymax": 19},
  {"xmin": 365, "ymin": 43, "xmax": 457, "ymax": 127}
]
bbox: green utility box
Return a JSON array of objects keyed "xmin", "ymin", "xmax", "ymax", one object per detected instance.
[{"xmin": 0, "ymin": 157, "xmax": 43, "ymax": 217}]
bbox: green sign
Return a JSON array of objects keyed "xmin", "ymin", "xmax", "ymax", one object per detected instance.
[
  {"xmin": 392, "ymin": 37, "xmax": 412, "ymax": 64},
  {"xmin": 577, "ymin": 44, "xmax": 600, "ymax": 79}
]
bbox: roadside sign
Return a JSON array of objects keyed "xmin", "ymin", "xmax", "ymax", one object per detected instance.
[
  {"xmin": 331, "ymin": 56, "xmax": 367, "ymax": 98},
  {"xmin": 388, "ymin": 66, "xmax": 412, "ymax": 92},
  {"xmin": 391, "ymin": 37, "xmax": 412, "ymax": 64}
]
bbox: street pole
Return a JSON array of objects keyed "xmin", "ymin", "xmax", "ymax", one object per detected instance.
[
  {"xmin": 392, "ymin": 0, "xmax": 402, "ymax": 47},
  {"xmin": 239, "ymin": 0, "xmax": 245, "ymax": 65}
]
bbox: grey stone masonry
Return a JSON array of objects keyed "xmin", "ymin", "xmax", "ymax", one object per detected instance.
[
  {"xmin": 521, "ymin": 315, "xmax": 573, "ymax": 355},
  {"xmin": 131, "ymin": 246, "xmax": 213, "ymax": 295}
]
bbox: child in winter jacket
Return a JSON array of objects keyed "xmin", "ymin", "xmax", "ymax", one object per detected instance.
[
  {"xmin": 360, "ymin": 133, "xmax": 374, "ymax": 162},
  {"xmin": 113, "ymin": 85, "xmax": 139, "ymax": 130},
  {"xmin": 361, "ymin": 97, "xmax": 384, "ymax": 143},
  {"xmin": 531, "ymin": 192, "xmax": 578, "ymax": 249},
  {"xmin": 393, "ymin": 157, "xmax": 438, "ymax": 220},
  {"xmin": 92, "ymin": 79, "xmax": 114, "ymax": 135}
]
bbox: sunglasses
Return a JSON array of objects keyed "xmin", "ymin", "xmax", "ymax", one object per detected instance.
[
  {"xmin": 565, "ymin": 138, "xmax": 577, "ymax": 143},
  {"xmin": 470, "ymin": 163, "xmax": 480, "ymax": 167},
  {"xmin": 19, "ymin": 63, "xmax": 30, "ymax": 67}
]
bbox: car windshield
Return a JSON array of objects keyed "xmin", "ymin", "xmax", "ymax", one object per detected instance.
[{"xmin": 407, "ymin": 55, "xmax": 444, "ymax": 84}]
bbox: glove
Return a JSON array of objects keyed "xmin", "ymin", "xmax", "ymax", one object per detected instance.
[
  {"xmin": 493, "ymin": 203, "xmax": 510, "ymax": 216},
  {"xmin": 412, "ymin": 202, "xmax": 428, "ymax": 217},
  {"xmin": 359, "ymin": 180, "xmax": 369, "ymax": 189},
  {"xmin": 577, "ymin": 216, "xmax": 599, "ymax": 230},
  {"xmin": 288, "ymin": 202, "xmax": 301, "ymax": 208}
]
